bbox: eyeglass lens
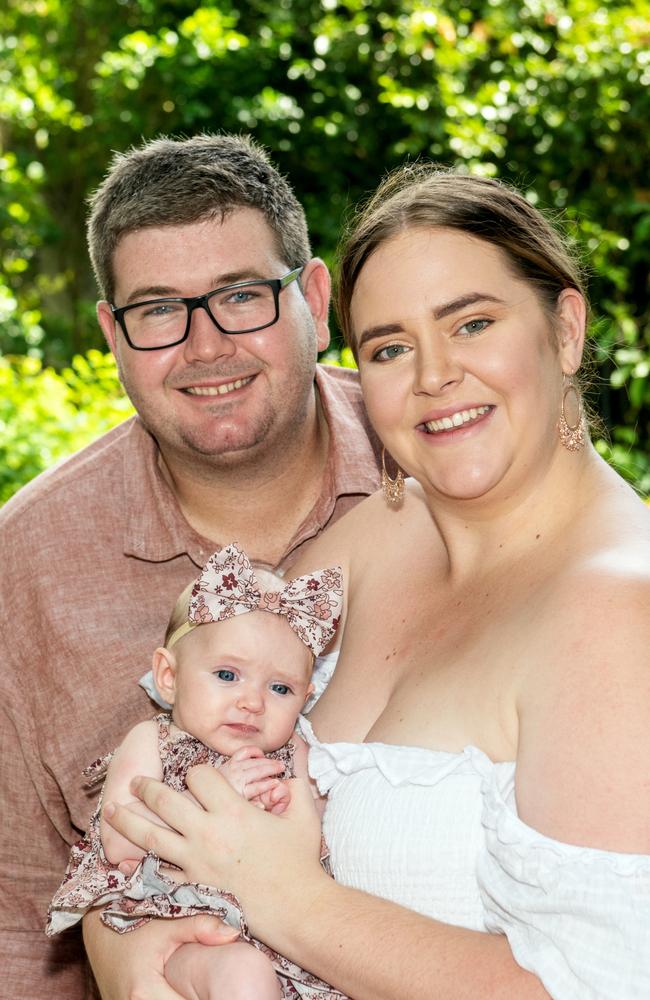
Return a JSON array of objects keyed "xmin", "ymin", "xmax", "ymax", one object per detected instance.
[{"xmin": 124, "ymin": 282, "xmax": 278, "ymax": 349}]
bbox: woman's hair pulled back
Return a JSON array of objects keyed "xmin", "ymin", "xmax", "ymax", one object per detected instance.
[{"xmin": 335, "ymin": 163, "xmax": 588, "ymax": 352}]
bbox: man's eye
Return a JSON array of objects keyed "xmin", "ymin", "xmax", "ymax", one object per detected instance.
[
  {"xmin": 372, "ymin": 344, "xmax": 408, "ymax": 362},
  {"xmin": 215, "ymin": 669, "xmax": 236, "ymax": 682},
  {"xmin": 227, "ymin": 290, "xmax": 256, "ymax": 304},
  {"xmin": 141, "ymin": 302, "xmax": 183, "ymax": 318},
  {"xmin": 270, "ymin": 683, "xmax": 292, "ymax": 696}
]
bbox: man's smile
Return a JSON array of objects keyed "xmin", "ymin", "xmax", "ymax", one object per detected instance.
[{"xmin": 184, "ymin": 376, "xmax": 255, "ymax": 397}]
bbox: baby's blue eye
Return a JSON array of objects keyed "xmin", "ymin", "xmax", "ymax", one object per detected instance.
[
  {"xmin": 271, "ymin": 683, "xmax": 292, "ymax": 696},
  {"xmin": 215, "ymin": 669, "xmax": 236, "ymax": 682}
]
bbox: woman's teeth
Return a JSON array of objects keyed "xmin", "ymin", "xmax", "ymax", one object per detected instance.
[{"xmin": 424, "ymin": 405, "xmax": 491, "ymax": 433}]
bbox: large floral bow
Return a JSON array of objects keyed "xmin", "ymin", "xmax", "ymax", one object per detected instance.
[{"xmin": 171, "ymin": 544, "xmax": 343, "ymax": 658}]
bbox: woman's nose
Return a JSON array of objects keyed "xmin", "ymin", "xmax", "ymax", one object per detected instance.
[{"xmin": 413, "ymin": 338, "xmax": 464, "ymax": 396}]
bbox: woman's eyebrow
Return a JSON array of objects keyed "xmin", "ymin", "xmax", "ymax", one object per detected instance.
[
  {"xmin": 357, "ymin": 293, "xmax": 505, "ymax": 349},
  {"xmin": 432, "ymin": 292, "xmax": 504, "ymax": 320},
  {"xmin": 357, "ymin": 323, "xmax": 403, "ymax": 351}
]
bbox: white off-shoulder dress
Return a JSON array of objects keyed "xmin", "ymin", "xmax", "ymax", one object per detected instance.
[{"xmin": 299, "ymin": 715, "xmax": 650, "ymax": 1000}]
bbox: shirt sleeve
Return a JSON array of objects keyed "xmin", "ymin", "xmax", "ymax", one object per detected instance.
[
  {"xmin": 0, "ymin": 693, "xmax": 93, "ymax": 996},
  {"xmin": 477, "ymin": 771, "xmax": 650, "ymax": 1000}
]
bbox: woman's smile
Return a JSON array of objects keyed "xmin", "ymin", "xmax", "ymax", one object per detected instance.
[{"xmin": 419, "ymin": 404, "xmax": 494, "ymax": 436}]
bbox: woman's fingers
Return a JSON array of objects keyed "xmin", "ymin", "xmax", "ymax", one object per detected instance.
[
  {"xmin": 184, "ymin": 762, "xmax": 245, "ymax": 811},
  {"xmin": 104, "ymin": 795, "xmax": 187, "ymax": 865},
  {"xmin": 180, "ymin": 913, "xmax": 240, "ymax": 947}
]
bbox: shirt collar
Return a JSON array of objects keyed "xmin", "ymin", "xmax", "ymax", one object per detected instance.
[
  {"xmin": 313, "ymin": 364, "xmax": 381, "ymax": 499},
  {"xmin": 122, "ymin": 419, "xmax": 208, "ymax": 566},
  {"xmin": 121, "ymin": 365, "xmax": 381, "ymax": 565}
]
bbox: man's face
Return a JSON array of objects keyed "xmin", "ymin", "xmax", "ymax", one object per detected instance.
[{"xmin": 97, "ymin": 208, "xmax": 330, "ymax": 469}]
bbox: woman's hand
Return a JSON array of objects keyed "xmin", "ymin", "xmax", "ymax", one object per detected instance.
[
  {"xmin": 83, "ymin": 907, "xmax": 239, "ymax": 999},
  {"xmin": 104, "ymin": 766, "xmax": 324, "ymax": 934}
]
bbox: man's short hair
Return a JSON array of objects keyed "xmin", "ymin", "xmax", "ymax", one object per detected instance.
[{"xmin": 87, "ymin": 133, "xmax": 312, "ymax": 302}]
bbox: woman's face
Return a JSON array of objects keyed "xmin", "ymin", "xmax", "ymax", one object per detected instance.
[{"xmin": 351, "ymin": 227, "xmax": 584, "ymax": 503}]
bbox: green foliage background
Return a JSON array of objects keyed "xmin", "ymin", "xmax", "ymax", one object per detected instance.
[{"xmin": 1, "ymin": 0, "xmax": 648, "ymax": 501}]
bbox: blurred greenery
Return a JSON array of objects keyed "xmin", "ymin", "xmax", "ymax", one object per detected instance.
[
  {"xmin": 1, "ymin": 0, "xmax": 648, "ymax": 498},
  {"xmin": 0, "ymin": 351, "xmax": 133, "ymax": 502}
]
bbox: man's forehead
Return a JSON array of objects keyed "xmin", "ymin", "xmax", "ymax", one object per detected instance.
[{"xmin": 111, "ymin": 207, "xmax": 285, "ymax": 300}]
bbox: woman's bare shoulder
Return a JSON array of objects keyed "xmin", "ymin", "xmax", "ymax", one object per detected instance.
[
  {"xmin": 530, "ymin": 478, "xmax": 649, "ymax": 662},
  {"xmin": 575, "ymin": 477, "xmax": 650, "ymax": 585},
  {"xmin": 516, "ymin": 490, "xmax": 649, "ymax": 851},
  {"xmin": 290, "ymin": 479, "xmax": 431, "ymax": 576}
]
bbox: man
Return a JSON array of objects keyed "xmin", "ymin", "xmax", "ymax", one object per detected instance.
[{"xmin": 0, "ymin": 134, "xmax": 381, "ymax": 999}]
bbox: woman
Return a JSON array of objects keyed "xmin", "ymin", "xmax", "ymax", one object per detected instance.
[{"xmin": 98, "ymin": 166, "xmax": 650, "ymax": 999}]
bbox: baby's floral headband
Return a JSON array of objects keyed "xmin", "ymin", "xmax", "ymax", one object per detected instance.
[{"xmin": 168, "ymin": 543, "xmax": 343, "ymax": 658}]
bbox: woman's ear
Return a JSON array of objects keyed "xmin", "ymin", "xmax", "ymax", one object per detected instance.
[
  {"xmin": 152, "ymin": 647, "xmax": 178, "ymax": 705},
  {"xmin": 556, "ymin": 288, "xmax": 587, "ymax": 373}
]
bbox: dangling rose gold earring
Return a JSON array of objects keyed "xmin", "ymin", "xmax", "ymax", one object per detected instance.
[
  {"xmin": 558, "ymin": 373, "xmax": 585, "ymax": 452},
  {"xmin": 381, "ymin": 448, "xmax": 405, "ymax": 504}
]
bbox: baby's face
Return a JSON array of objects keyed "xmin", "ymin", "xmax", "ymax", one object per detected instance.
[{"xmin": 170, "ymin": 611, "xmax": 313, "ymax": 755}]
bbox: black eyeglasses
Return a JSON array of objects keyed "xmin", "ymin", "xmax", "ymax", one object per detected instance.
[{"xmin": 110, "ymin": 267, "xmax": 304, "ymax": 351}]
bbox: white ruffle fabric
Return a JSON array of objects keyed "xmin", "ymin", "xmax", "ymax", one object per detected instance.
[{"xmin": 299, "ymin": 718, "xmax": 650, "ymax": 1000}]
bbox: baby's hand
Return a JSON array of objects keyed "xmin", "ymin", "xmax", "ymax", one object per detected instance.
[
  {"xmin": 251, "ymin": 779, "xmax": 292, "ymax": 815},
  {"xmin": 219, "ymin": 745, "xmax": 286, "ymax": 802}
]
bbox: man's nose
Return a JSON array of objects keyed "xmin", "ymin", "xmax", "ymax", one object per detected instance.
[{"xmin": 182, "ymin": 303, "xmax": 237, "ymax": 364}]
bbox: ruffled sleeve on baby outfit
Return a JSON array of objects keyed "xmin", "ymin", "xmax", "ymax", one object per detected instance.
[{"xmin": 476, "ymin": 759, "xmax": 650, "ymax": 1000}]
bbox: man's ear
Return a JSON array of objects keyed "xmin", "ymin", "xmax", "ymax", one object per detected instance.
[
  {"xmin": 97, "ymin": 301, "xmax": 119, "ymax": 354},
  {"xmin": 556, "ymin": 288, "xmax": 586, "ymax": 374},
  {"xmin": 300, "ymin": 258, "xmax": 331, "ymax": 353},
  {"xmin": 152, "ymin": 647, "xmax": 178, "ymax": 706}
]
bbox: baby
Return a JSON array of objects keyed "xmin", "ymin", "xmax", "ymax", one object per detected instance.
[{"xmin": 47, "ymin": 544, "xmax": 344, "ymax": 1000}]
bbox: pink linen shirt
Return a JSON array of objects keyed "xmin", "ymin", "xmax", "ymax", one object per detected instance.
[{"xmin": 0, "ymin": 365, "xmax": 381, "ymax": 999}]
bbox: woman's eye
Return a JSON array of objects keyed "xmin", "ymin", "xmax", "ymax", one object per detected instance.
[
  {"xmin": 215, "ymin": 669, "xmax": 236, "ymax": 682},
  {"xmin": 458, "ymin": 319, "xmax": 490, "ymax": 337},
  {"xmin": 372, "ymin": 343, "xmax": 408, "ymax": 362},
  {"xmin": 270, "ymin": 683, "xmax": 292, "ymax": 696}
]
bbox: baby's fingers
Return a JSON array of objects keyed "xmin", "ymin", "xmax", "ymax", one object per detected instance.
[
  {"xmin": 241, "ymin": 758, "xmax": 286, "ymax": 781},
  {"xmin": 229, "ymin": 745, "xmax": 264, "ymax": 762},
  {"xmin": 244, "ymin": 777, "xmax": 283, "ymax": 801}
]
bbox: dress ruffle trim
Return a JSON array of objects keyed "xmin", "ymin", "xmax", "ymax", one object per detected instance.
[{"xmin": 300, "ymin": 717, "xmax": 496, "ymax": 795}]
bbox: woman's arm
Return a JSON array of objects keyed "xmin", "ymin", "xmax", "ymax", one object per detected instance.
[
  {"xmin": 104, "ymin": 768, "xmax": 549, "ymax": 1000},
  {"xmin": 83, "ymin": 908, "xmax": 238, "ymax": 1000}
]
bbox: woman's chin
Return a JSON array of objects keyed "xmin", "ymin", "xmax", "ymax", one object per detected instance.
[{"xmin": 420, "ymin": 466, "xmax": 507, "ymax": 504}]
